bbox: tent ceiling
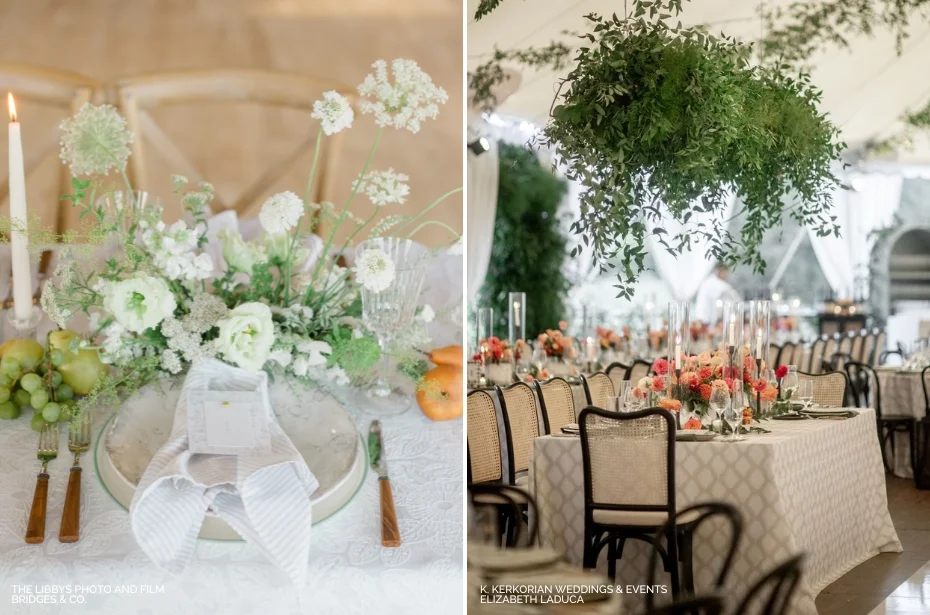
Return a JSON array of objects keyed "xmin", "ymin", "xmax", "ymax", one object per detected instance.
[{"xmin": 467, "ymin": 0, "xmax": 930, "ymax": 162}]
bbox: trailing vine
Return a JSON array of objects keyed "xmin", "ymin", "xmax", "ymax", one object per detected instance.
[
  {"xmin": 479, "ymin": 143, "xmax": 570, "ymax": 336},
  {"xmin": 541, "ymin": 1, "xmax": 845, "ymax": 299},
  {"xmin": 469, "ymin": 42, "xmax": 572, "ymax": 112}
]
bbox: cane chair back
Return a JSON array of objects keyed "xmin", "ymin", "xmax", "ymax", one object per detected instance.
[
  {"xmin": 850, "ymin": 332, "xmax": 864, "ymax": 363},
  {"xmin": 534, "ymin": 377, "xmax": 576, "ymax": 434},
  {"xmin": 822, "ymin": 336, "xmax": 838, "ymax": 372},
  {"xmin": 808, "ymin": 337, "xmax": 826, "ymax": 374},
  {"xmin": 838, "ymin": 333, "xmax": 853, "ymax": 357},
  {"xmin": 0, "ymin": 65, "xmax": 101, "ymax": 234},
  {"xmin": 768, "ymin": 343, "xmax": 782, "ymax": 368},
  {"xmin": 873, "ymin": 331, "xmax": 887, "ymax": 366},
  {"xmin": 582, "ymin": 372, "xmax": 615, "ymax": 409},
  {"xmin": 116, "ymin": 70, "xmax": 353, "ymax": 224},
  {"xmin": 862, "ymin": 332, "xmax": 876, "ymax": 366},
  {"xmin": 799, "ymin": 371, "xmax": 848, "ymax": 408},
  {"xmin": 626, "ymin": 359, "xmax": 653, "ymax": 383},
  {"xmin": 467, "ymin": 390, "xmax": 503, "ymax": 484},
  {"xmin": 790, "ymin": 342, "xmax": 806, "ymax": 370},
  {"xmin": 579, "ymin": 406, "xmax": 675, "ymax": 518},
  {"xmin": 605, "ymin": 362, "xmax": 629, "ymax": 396},
  {"xmin": 496, "ymin": 382, "xmax": 541, "ymax": 483}
]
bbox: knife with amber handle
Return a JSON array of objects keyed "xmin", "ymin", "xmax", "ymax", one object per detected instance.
[{"xmin": 368, "ymin": 420, "xmax": 400, "ymax": 547}]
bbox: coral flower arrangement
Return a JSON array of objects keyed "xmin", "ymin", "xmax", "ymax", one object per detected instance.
[
  {"xmin": 537, "ymin": 321, "xmax": 577, "ymax": 361},
  {"xmin": 39, "ymin": 58, "xmax": 461, "ymax": 421}
]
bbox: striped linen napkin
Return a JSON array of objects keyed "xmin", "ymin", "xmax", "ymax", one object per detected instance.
[{"xmin": 130, "ymin": 358, "xmax": 319, "ymax": 586}]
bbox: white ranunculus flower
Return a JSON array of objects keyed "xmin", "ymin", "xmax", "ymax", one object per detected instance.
[
  {"xmin": 218, "ymin": 228, "xmax": 267, "ymax": 273},
  {"xmin": 353, "ymin": 248, "xmax": 395, "ymax": 293},
  {"xmin": 311, "ymin": 91, "xmax": 354, "ymax": 135},
  {"xmin": 102, "ymin": 274, "xmax": 177, "ymax": 334},
  {"xmin": 259, "ymin": 191, "xmax": 304, "ymax": 235},
  {"xmin": 215, "ymin": 302, "xmax": 275, "ymax": 371}
]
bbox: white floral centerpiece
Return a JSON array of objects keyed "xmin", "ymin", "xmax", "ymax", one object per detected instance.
[{"xmin": 40, "ymin": 58, "xmax": 461, "ymax": 422}]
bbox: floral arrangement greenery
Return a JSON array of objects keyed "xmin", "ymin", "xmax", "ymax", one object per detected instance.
[
  {"xmin": 474, "ymin": 0, "xmax": 506, "ymax": 20},
  {"xmin": 472, "ymin": 337, "xmax": 526, "ymax": 364},
  {"xmin": 478, "ymin": 143, "xmax": 570, "ymax": 335},
  {"xmin": 596, "ymin": 326, "xmax": 629, "ymax": 351},
  {"xmin": 652, "ymin": 351, "xmax": 741, "ymax": 418},
  {"xmin": 536, "ymin": 323, "xmax": 577, "ymax": 361},
  {"xmin": 541, "ymin": 2, "xmax": 845, "ymax": 299},
  {"xmin": 39, "ymin": 58, "xmax": 460, "ymax": 422},
  {"xmin": 469, "ymin": 42, "xmax": 572, "ymax": 112}
]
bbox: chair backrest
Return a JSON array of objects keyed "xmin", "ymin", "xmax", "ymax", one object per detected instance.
[
  {"xmin": 799, "ymin": 371, "xmax": 848, "ymax": 408},
  {"xmin": 578, "ymin": 406, "xmax": 675, "ymax": 514},
  {"xmin": 582, "ymin": 372, "xmax": 614, "ymax": 409},
  {"xmin": 861, "ymin": 331, "xmax": 876, "ymax": 366},
  {"xmin": 843, "ymin": 361, "xmax": 879, "ymax": 413},
  {"xmin": 772, "ymin": 343, "xmax": 788, "ymax": 367},
  {"xmin": 116, "ymin": 70, "xmax": 353, "ymax": 220},
  {"xmin": 605, "ymin": 362, "xmax": 629, "ymax": 396},
  {"xmin": 534, "ymin": 377, "xmax": 576, "ymax": 434},
  {"xmin": 735, "ymin": 554, "xmax": 805, "ymax": 615},
  {"xmin": 647, "ymin": 502, "xmax": 743, "ymax": 610},
  {"xmin": 790, "ymin": 342, "xmax": 806, "ymax": 370},
  {"xmin": 837, "ymin": 333, "xmax": 853, "ymax": 356},
  {"xmin": 873, "ymin": 331, "xmax": 887, "ymax": 366},
  {"xmin": 466, "ymin": 390, "xmax": 502, "ymax": 484},
  {"xmin": 922, "ymin": 366, "xmax": 930, "ymax": 419},
  {"xmin": 0, "ymin": 64, "xmax": 100, "ymax": 234},
  {"xmin": 808, "ymin": 337, "xmax": 826, "ymax": 374},
  {"xmin": 850, "ymin": 332, "xmax": 864, "ymax": 362},
  {"xmin": 496, "ymin": 382, "xmax": 541, "ymax": 482},
  {"xmin": 468, "ymin": 484, "xmax": 538, "ymax": 548},
  {"xmin": 822, "ymin": 336, "xmax": 838, "ymax": 371},
  {"xmin": 626, "ymin": 359, "xmax": 653, "ymax": 383}
]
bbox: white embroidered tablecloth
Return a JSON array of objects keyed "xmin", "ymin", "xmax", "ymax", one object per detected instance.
[
  {"xmin": 529, "ymin": 409, "xmax": 901, "ymax": 614},
  {"xmin": 0, "ymin": 399, "xmax": 462, "ymax": 614},
  {"xmin": 876, "ymin": 368, "xmax": 927, "ymax": 478}
]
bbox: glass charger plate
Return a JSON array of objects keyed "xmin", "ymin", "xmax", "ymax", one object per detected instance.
[{"xmin": 94, "ymin": 378, "xmax": 367, "ymax": 541}]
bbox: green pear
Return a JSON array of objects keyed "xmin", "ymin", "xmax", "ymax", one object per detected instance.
[
  {"xmin": 0, "ymin": 338, "xmax": 44, "ymax": 369},
  {"xmin": 48, "ymin": 329, "xmax": 80, "ymax": 357},
  {"xmin": 58, "ymin": 348, "xmax": 108, "ymax": 395}
]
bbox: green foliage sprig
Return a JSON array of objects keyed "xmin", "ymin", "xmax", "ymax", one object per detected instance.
[
  {"xmin": 479, "ymin": 142, "xmax": 570, "ymax": 335},
  {"xmin": 542, "ymin": 2, "xmax": 845, "ymax": 299},
  {"xmin": 474, "ymin": 0, "xmax": 506, "ymax": 20},
  {"xmin": 469, "ymin": 42, "xmax": 572, "ymax": 112}
]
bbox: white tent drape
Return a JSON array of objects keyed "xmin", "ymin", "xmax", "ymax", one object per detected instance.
[
  {"xmin": 646, "ymin": 192, "xmax": 738, "ymax": 302},
  {"xmin": 807, "ymin": 173, "xmax": 903, "ymax": 296},
  {"xmin": 466, "ymin": 131, "xmax": 499, "ymax": 300}
]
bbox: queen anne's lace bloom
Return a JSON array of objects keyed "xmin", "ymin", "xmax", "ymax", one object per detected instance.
[
  {"xmin": 259, "ymin": 191, "xmax": 304, "ymax": 234},
  {"xmin": 311, "ymin": 91, "xmax": 354, "ymax": 135},
  {"xmin": 353, "ymin": 169, "xmax": 409, "ymax": 206},
  {"xmin": 59, "ymin": 103, "xmax": 133, "ymax": 176},
  {"xmin": 357, "ymin": 59, "xmax": 448, "ymax": 133},
  {"xmin": 353, "ymin": 248, "xmax": 395, "ymax": 293}
]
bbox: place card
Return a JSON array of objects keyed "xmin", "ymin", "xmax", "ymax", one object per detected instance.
[{"xmin": 187, "ymin": 390, "xmax": 272, "ymax": 456}]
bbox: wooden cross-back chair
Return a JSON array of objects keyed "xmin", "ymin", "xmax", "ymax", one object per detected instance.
[
  {"xmin": 116, "ymin": 70, "xmax": 354, "ymax": 223},
  {"xmin": 0, "ymin": 65, "xmax": 101, "ymax": 235}
]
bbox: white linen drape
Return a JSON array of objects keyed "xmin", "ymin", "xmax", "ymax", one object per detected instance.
[
  {"xmin": 646, "ymin": 192, "xmax": 738, "ymax": 302},
  {"xmin": 466, "ymin": 129, "xmax": 499, "ymax": 300},
  {"xmin": 807, "ymin": 173, "xmax": 903, "ymax": 296}
]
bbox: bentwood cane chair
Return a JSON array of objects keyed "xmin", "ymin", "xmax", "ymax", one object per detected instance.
[
  {"xmin": 496, "ymin": 382, "xmax": 541, "ymax": 487},
  {"xmin": 534, "ymin": 376, "xmax": 577, "ymax": 434},
  {"xmin": 605, "ymin": 362, "xmax": 629, "ymax": 396},
  {"xmin": 846, "ymin": 361, "xmax": 916, "ymax": 474},
  {"xmin": 581, "ymin": 371, "xmax": 614, "ymax": 409},
  {"xmin": 468, "ymin": 483, "xmax": 537, "ymax": 548},
  {"xmin": 626, "ymin": 359, "xmax": 653, "ymax": 383},
  {"xmin": 578, "ymin": 406, "xmax": 700, "ymax": 594},
  {"xmin": 735, "ymin": 554, "xmax": 806, "ymax": 615},
  {"xmin": 798, "ymin": 371, "xmax": 848, "ymax": 408},
  {"xmin": 466, "ymin": 390, "xmax": 503, "ymax": 485},
  {"xmin": 808, "ymin": 337, "xmax": 826, "ymax": 374}
]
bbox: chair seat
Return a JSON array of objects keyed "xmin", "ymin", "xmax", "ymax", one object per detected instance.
[
  {"xmin": 472, "ymin": 489, "xmax": 530, "ymax": 506},
  {"xmin": 592, "ymin": 507, "xmax": 702, "ymax": 527},
  {"xmin": 515, "ymin": 475, "xmax": 529, "ymax": 488},
  {"xmin": 880, "ymin": 415, "xmax": 916, "ymax": 423}
]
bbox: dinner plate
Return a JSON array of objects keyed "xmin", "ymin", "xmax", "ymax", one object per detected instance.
[
  {"xmin": 773, "ymin": 413, "xmax": 807, "ymax": 420},
  {"xmin": 468, "ymin": 544, "xmax": 564, "ymax": 572},
  {"xmin": 800, "ymin": 407, "xmax": 848, "ymax": 415},
  {"xmin": 676, "ymin": 429, "xmax": 717, "ymax": 441}
]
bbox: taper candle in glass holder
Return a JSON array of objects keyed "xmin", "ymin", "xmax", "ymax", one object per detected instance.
[
  {"xmin": 721, "ymin": 301, "xmax": 736, "ymax": 377},
  {"xmin": 507, "ymin": 292, "xmax": 526, "ymax": 346},
  {"xmin": 748, "ymin": 300, "xmax": 771, "ymax": 415},
  {"xmin": 476, "ymin": 307, "xmax": 494, "ymax": 387}
]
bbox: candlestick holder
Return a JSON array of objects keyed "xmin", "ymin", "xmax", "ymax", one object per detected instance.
[
  {"xmin": 507, "ymin": 292, "xmax": 526, "ymax": 346},
  {"xmin": 4, "ymin": 304, "xmax": 42, "ymax": 342}
]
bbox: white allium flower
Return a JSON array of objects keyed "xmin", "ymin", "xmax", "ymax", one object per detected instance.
[
  {"xmin": 219, "ymin": 228, "xmax": 267, "ymax": 273},
  {"xmin": 311, "ymin": 91, "xmax": 354, "ymax": 135},
  {"xmin": 102, "ymin": 274, "xmax": 177, "ymax": 334},
  {"xmin": 296, "ymin": 340, "xmax": 332, "ymax": 366},
  {"xmin": 59, "ymin": 103, "xmax": 133, "ymax": 176},
  {"xmin": 418, "ymin": 304, "xmax": 435, "ymax": 323},
  {"xmin": 215, "ymin": 302, "xmax": 275, "ymax": 371},
  {"xmin": 353, "ymin": 248, "xmax": 395, "ymax": 293},
  {"xmin": 161, "ymin": 350, "xmax": 183, "ymax": 375},
  {"xmin": 353, "ymin": 169, "xmax": 409, "ymax": 206},
  {"xmin": 269, "ymin": 349, "xmax": 293, "ymax": 368},
  {"xmin": 259, "ymin": 191, "xmax": 304, "ymax": 234},
  {"xmin": 357, "ymin": 59, "xmax": 448, "ymax": 133}
]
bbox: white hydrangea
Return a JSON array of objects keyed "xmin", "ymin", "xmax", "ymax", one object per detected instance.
[
  {"xmin": 311, "ymin": 91, "xmax": 354, "ymax": 135},
  {"xmin": 353, "ymin": 169, "xmax": 409, "ymax": 206},
  {"xmin": 353, "ymin": 249, "xmax": 395, "ymax": 293},
  {"xmin": 59, "ymin": 103, "xmax": 133, "ymax": 176},
  {"xmin": 357, "ymin": 59, "xmax": 448, "ymax": 133},
  {"xmin": 259, "ymin": 191, "xmax": 304, "ymax": 235}
]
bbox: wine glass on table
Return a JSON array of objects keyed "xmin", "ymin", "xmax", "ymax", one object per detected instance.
[
  {"xmin": 781, "ymin": 365, "xmax": 799, "ymax": 403},
  {"xmin": 709, "ymin": 386, "xmax": 730, "ymax": 425},
  {"xmin": 724, "ymin": 389, "xmax": 745, "ymax": 442},
  {"xmin": 532, "ymin": 345, "xmax": 548, "ymax": 378},
  {"xmin": 798, "ymin": 379, "xmax": 815, "ymax": 410}
]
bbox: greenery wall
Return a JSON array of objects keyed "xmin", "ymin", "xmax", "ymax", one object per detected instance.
[{"xmin": 479, "ymin": 143, "xmax": 570, "ymax": 338}]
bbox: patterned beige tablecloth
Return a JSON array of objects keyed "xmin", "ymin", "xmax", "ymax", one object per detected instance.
[
  {"xmin": 876, "ymin": 368, "xmax": 927, "ymax": 478},
  {"xmin": 529, "ymin": 409, "xmax": 901, "ymax": 614}
]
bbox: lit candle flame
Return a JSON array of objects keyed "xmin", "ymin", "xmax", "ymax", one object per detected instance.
[{"xmin": 7, "ymin": 93, "xmax": 15, "ymax": 122}]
